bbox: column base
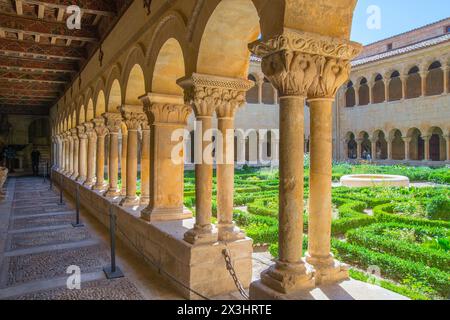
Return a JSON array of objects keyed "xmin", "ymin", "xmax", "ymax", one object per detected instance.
[
  {"xmin": 65, "ymin": 171, "xmax": 73, "ymax": 177},
  {"xmin": 76, "ymin": 176, "xmax": 86, "ymax": 183},
  {"xmin": 260, "ymin": 259, "xmax": 315, "ymax": 295},
  {"xmin": 218, "ymin": 223, "xmax": 246, "ymax": 242},
  {"xmin": 70, "ymin": 173, "xmax": 79, "ymax": 180},
  {"xmin": 140, "ymin": 196, "xmax": 150, "ymax": 206},
  {"xmin": 120, "ymin": 196, "xmax": 140, "ymax": 207},
  {"xmin": 306, "ymin": 253, "xmax": 349, "ymax": 286},
  {"xmin": 104, "ymin": 188, "xmax": 121, "ymax": 198},
  {"xmin": 184, "ymin": 224, "xmax": 218, "ymax": 245},
  {"xmin": 93, "ymin": 182, "xmax": 108, "ymax": 191},
  {"xmin": 141, "ymin": 206, "xmax": 192, "ymax": 222}
]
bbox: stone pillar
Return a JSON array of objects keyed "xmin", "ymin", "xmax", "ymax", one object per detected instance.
[
  {"xmin": 84, "ymin": 122, "xmax": 97, "ymax": 188},
  {"xmin": 354, "ymin": 84, "xmax": 360, "ymax": 106},
  {"xmin": 178, "ymin": 75, "xmax": 218, "ymax": 244},
  {"xmin": 403, "ymin": 137, "xmax": 411, "ymax": 161},
  {"xmin": 250, "ymin": 34, "xmax": 358, "ymax": 296},
  {"xmin": 356, "ymin": 138, "xmax": 363, "ymax": 160},
  {"xmin": 120, "ymin": 126, "xmax": 128, "ymax": 196},
  {"xmin": 103, "ymin": 113, "xmax": 122, "ymax": 197},
  {"xmin": 384, "ymin": 78, "xmax": 390, "ymax": 102},
  {"xmin": 342, "ymin": 139, "xmax": 349, "ymax": 160},
  {"xmin": 56, "ymin": 135, "xmax": 62, "ymax": 171},
  {"xmin": 67, "ymin": 133, "xmax": 74, "ymax": 176},
  {"xmin": 214, "ymin": 77, "xmax": 254, "ymax": 242},
  {"xmin": 306, "ymin": 54, "xmax": 358, "ymax": 285},
  {"xmin": 423, "ymin": 135, "xmax": 431, "ymax": 161},
  {"xmin": 93, "ymin": 118, "xmax": 109, "ymax": 190},
  {"xmin": 368, "ymin": 80, "xmax": 373, "ymax": 104},
  {"xmin": 444, "ymin": 135, "xmax": 450, "ymax": 162},
  {"xmin": 70, "ymin": 129, "xmax": 79, "ymax": 179},
  {"xmin": 140, "ymin": 123, "xmax": 151, "ymax": 205},
  {"xmin": 119, "ymin": 105, "xmax": 146, "ymax": 207},
  {"xmin": 387, "ymin": 137, "xmax": 393, "ymax": 160},
  {"xmin": 400, "ymin": 74, "xmax": 407, "ymax": 99},
  {"xmin": 257, "ymin": 79, "xmax": 263, "ymax": 104},
  {"xmin": 370, "ymin": 138, "xmax": 377, "ymax": 160},
  {"xmin": 76, "ymin": 125, "xmax": 88, "ymax": 183},
  {"xmin": 140, "ymin": 93, "xmax": 192, "ymax": 221},
  {"xmin": 62, "ymin": 133, "xmax": 68, "ymax": 174},
  {"xmin": 420, "ymin": 71, "xmax": 427, "ymax": 96}
]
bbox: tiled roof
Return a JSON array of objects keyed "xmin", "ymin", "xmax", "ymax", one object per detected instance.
[{"xmin": 352, "ymin": 34, "xmax": 450, "ymax": 67}]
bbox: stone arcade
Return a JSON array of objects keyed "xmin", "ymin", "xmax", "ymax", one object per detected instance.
[{"xmin": 4, "ymin": 0, "xmax": 366, "ymax": 299}]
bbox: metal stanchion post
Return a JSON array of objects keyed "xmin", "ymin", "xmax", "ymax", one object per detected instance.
[
  {"xmin": 72, "ymin": 184, "xmax": 84, "ymax": 228},
  {"xmin": 49, "ymin": 169, "xmax": 53, "ymax": 191},
  {"xmin": 103, "ymin": 204, "xmax": 124, "ymax": 279},
  {"xmin": 43, "ymin": 162, "xmax": 47, "ymax": 184}
]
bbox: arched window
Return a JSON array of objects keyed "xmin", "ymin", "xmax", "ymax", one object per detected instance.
[
  {"xmin": 426, "ymin": 61, "xmax": 443, "ymax": 96},
  {"xmin": 389, "ymin": 71, "xmax": 402, "ymax": 101},
  {"xmin": 406, "ymin": 66, "xmax": 421, "ymax": 99},
  {"xmin": 358, "ymin": 78, "xmax": 369, "ymax": 105},
  {"xmin": 246, "ymin": 74, "xmax": 259, "ymax": 104},
  {"xmin": 262, "ymin": 78, "xmax": 275, "ymax": 105},
  {"xmin": 345, "ymin": 81, "xmax": 356, "ymax": 107},
  {"xmin": 372, "ymin": 74, "xmax": 385, "ymax": 103}
]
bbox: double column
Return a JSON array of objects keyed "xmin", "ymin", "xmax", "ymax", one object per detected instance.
[
  {"xmin": 119, "ymin": 105, "xmax": 146, "ymax": 207},
  {"xmin": 249, "ymin": 29, "xmax": 361, "ymax": 295},
  {"xmin": 76, "ymin": 125, "xmax": 88, "ymax": 183},
  {"xmin": 93, "ymin": 118, "xmax": 109, "ymax": 190},
  {"xmin": 103, "ymin": 113, "xmax": 122, "ymax": 197},
  {"xmin": 140, "ymin": 93, "xmax": 191, "ymax": 221},
  {"xmin": 84, "ymin": 122, "xmax": 97, "ymax": 188},
  {"xmin": 70, "ymin": 128, "xmax": 79, "ymax": 179}
]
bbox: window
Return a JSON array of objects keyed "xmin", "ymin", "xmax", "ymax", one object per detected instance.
[
  {"xmin": 446, "ymin": 25, "xmax": 450, "ymax": 33},
  {"xmin": 387, "ymin": 43, "xmax": 393, "ymax": 51}
]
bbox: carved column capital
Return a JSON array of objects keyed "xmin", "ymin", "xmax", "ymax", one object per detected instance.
[
  {"xmin": 249, "ymin": 29, "xmax": 362, "ymax": 98},
  {"xmin": 177, "ymin": 73, "xmax": 254, "ymax": 118},
  {"xmin": 92, "ymin": 117, "xmax": 109, "ymax": 137},
  {"xmin": 120, "ymin": 105, "xmax": 147, "ymax": 130},
  {"xmin": 140, "ymin": 93, "xmax": 191, "ymax": 125},
  {"xmin": 102, "ymin": 112, "xmax": 122, "ymax": 133},
  {"xmin": 70, "ymin": 128, "xmax": 79, "ymax": 140},
  {"xmin": 402, "ymin": 136, "xmax": 412, "ymax": 144},
  {"xmin": 77, "ymin": 125, "xmax": 87, "ymax": 139}
]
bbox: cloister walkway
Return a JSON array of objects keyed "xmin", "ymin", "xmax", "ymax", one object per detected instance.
[{"xmin": 0, "ymin": 177, "xmax": 182, "ymax": 300}]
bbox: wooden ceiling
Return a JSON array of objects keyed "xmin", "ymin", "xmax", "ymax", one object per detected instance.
[{"xmin": 0, "ymin": 0, "xmax": 132, "ymax": 115}]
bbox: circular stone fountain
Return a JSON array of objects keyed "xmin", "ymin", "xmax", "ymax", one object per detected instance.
[{"xmin": 340, "ymin": 174, "xmax": 410, "ymax": 188}]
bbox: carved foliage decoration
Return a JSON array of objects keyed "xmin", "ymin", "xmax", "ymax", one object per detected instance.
[
  {"xmin": 309, "ymin": 57, "xmax": 352, "ymax": 98},
  {"xmin": 145, "ymin": 103, "xmax": 191, "ymax": 125}
]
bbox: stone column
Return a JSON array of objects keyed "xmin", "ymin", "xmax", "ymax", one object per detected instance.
[
  {"xmin": 56, "ymin": 135, "xmax": 62, "ymax": 171},
  {"xmin": 356, "ymin": 138, "xmax": 363, "ymax": 160},
  {"xmin": 250, "ymin": 32, "xmax": 358, "ymax": 295},
  {"xmin": 119, "ymin": 105, "xmax": 146, "ymax": 207},
  {"xmin": 420, "ymin": 70, "xmax": 427, "ymax": 96},
  {"xmin": 387, "ymin": 137, "xmax": 394, "ymax": 160},
  {"xmin": 403, "ymin": 137, "xmax": 411, "ymax": 161},
  {"xmin": 368, "ymin": 80, "xmax": 374, "ymax": 104},
  {"xmin": 342, "ymin": 139, "xmax": 349, "ymax": 160},
  {"xmin": 76, "ymin": 125, "xmax": 88, "ymax": 183},
  {"xmin": 214, "ymin": 77, "xmax": 254, "ymax": 242},
  {"xmin": 70, "ymin": 129, "xmax": 79, "ymax": 179},
  {"xmin": 370, "ymin": 138, "xmax": 377, "ymax": 160},
  {"xmin": 140, "ymin": 93, "xmax": 192, "ymax": 221},
  {"xmin": 140, "ymin": 122, "xmax": 151, "ymax": 205},
  {"xmin": 84, "ymin": 122, "xmax": 97, "ymax": 188},
  {"xmin": 354, "ymin": 84, "xmax": 360, "ymax": 106},
  {"xmin": 67, "ymin": 133, "xmax": 74, "ymax": 176},
  {"xmin": 384, "ymin": 78, "xmax": 390, "ymax": 102},
  {"xmin": 257, "ymin": 79, "xmax": 263, "ymax": 104},
  {"xmin": 61, "ymin": 133, "xmax": 68, "ymax": 174},
  {"xmin": 306, "ymin": 53, "xmax": 358, "ymax": 285},
  {"xmin": 400, "ymin": 74, "xmax": 407, "ymax": 99},
  {"xmin": 103, "ymin": 113, "xmax": 122, "ymax": 197},
  {"xmin": 65, "ymin": 132, "xmax": 71, "ymax": 174},
  {"xmin": 120, "ymin": 126, "xmax": 128, "ymax": 196},
  {"xmin": 178, "ymin": 75, "xmax": 219, "ymax": 244},
  {"xmin": 423, "ymin": 135, "xmax": 431, "ymax": 161},
  {"xmin": 444, "ymin": 135, "xmax": 450, "ymax": 162},
  {"xmin": 93, "ymin": 118, "xmax": 109, "ymax": 190}
]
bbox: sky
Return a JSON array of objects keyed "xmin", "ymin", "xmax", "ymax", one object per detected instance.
[{"xmin": 351, "ymin": 0, "xmax": 450, "ymax": 45}]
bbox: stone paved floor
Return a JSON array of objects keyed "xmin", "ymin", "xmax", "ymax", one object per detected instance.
[{"xmin": 0, "ymin": 177, "xmax": 183, "ymax": 300}]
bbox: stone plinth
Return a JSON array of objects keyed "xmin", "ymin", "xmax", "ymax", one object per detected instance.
[{"xmin": 52, "ymin": 170, "xmax": 253, "ymax": 300}]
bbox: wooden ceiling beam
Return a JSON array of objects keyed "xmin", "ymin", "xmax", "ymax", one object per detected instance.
[
  {"xmin": 0, "ymin": 13, "xmax": 99, "ymax": 43},
  {"xmin": 0, "ymin": 56, "xmax": 77, "ymax": 73}
]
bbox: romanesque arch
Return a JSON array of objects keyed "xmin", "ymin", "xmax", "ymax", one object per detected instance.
[
  {"xmin": 427, "ymin": 126, "xmax": 446, "ymax": 161},
  {"xmin": 346, "ymin": 132, "xmax": 357, "ymax": 159},
  {"xmin": 406, "ymin": 66, "xmax": 421, "ymax": 99},
  {"xmin": 358, "ymin": 131, "xmax": 371, "ymax": 158},
  {"xmin": 358, "ymin": 78, "xmax": 369, "ymax": 105},
  {"xmin": 345, "ymin": 81, "xmax": 356, "ymax": 107},
  {"xmin": 389, "ymin": 71, "xmax": 402, "ymax": 101},
  {"xmin": 373, "ymin": 130, "xmax": 387, "ymax": 159},
  {"xmin": 105, "ymin": 65, "xmax": 123, "ymax": 113},
  {"xmin": 372, "ymin": 74, "xmax": 385, "ymax": 103},
  {"xmin": 407, "ymin": 127, "xmax": 424, "ymax": 160},
  {"xmin": 389, "ymin": 129, "xmax": 404, "ymax": 160},
  {"xmin": 122, "ymin": 46, "xmax": 147, "ymax": 105},
  {"xmin": 86, "ymin": 99, "xmax": 94, "ymax": 121},
  {"xmin": 95, "ymin": 90, "xmax": 106, "ymax": 118},
  {"xmin": 78, "ymin": 105, "xmax": 86, "ymax": 125},
  {"xmin": 246, "ymin": 74, "xmax": 259, "ymax": 103}
]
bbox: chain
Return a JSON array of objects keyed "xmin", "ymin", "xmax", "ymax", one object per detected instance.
[
  {"xmin": 114, "ymin": 223, "xmax": 210, "ymax": 300},
  {"xmin": 222, "ymin": 243, "xmax": 250, "ymax": 300}
]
